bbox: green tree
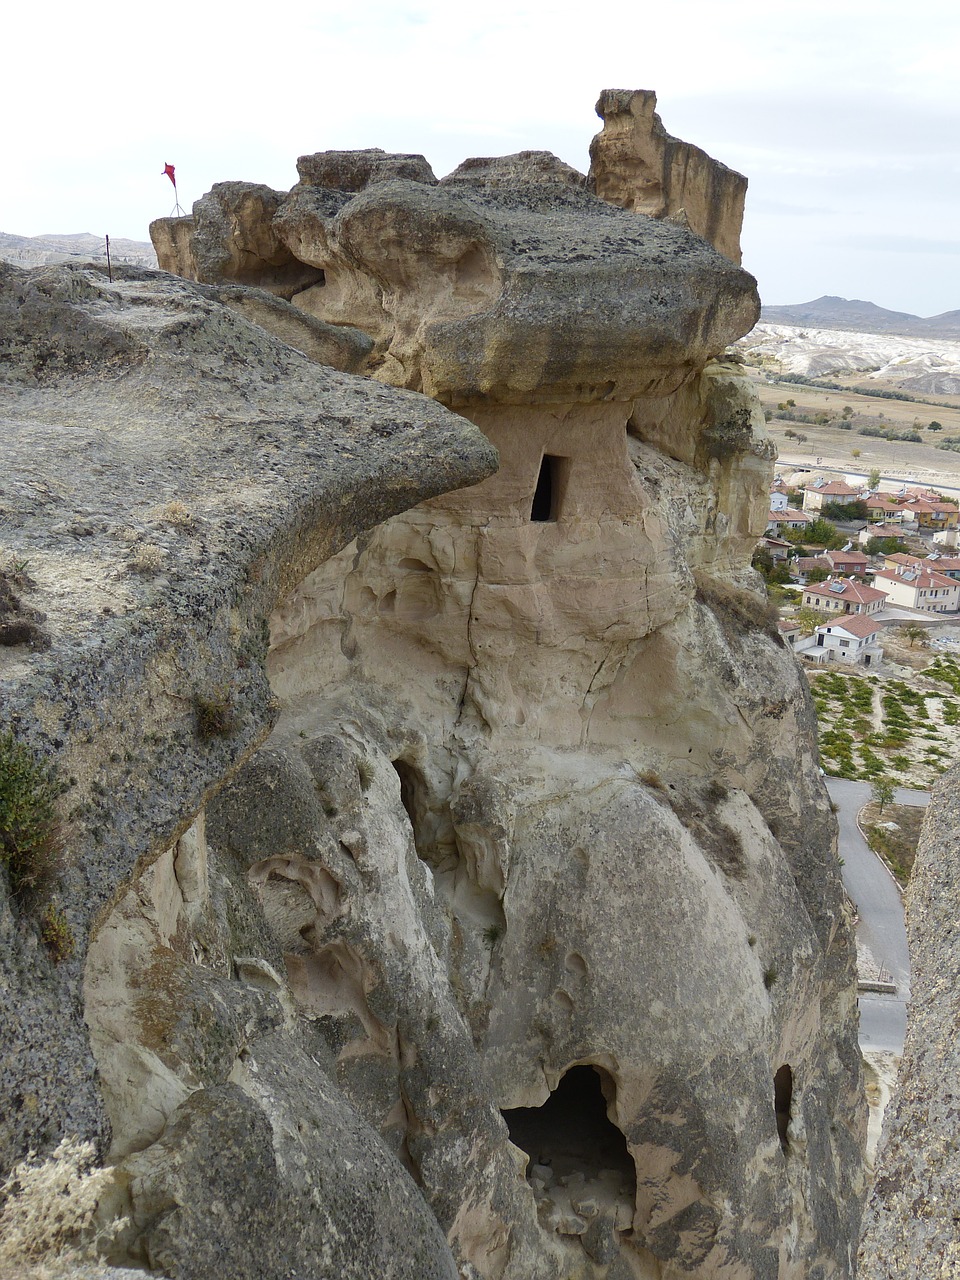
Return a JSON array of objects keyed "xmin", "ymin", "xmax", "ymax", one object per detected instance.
[
  {"xmin": 871, "ymin": 776, "xmax": 895, "ymax": 815},
  {"xmin": 867, "ymin": 468, "xmax": 881, "ymax": 490},
  {"xmin": 806, "ymin": 517, "xmax": 844, "ymax": 549},
  {"xmin": 865, "ymin": 536, "xmax": 906, "ymax": 556},
  {"xmin": 897, "ymin": 623, "xmax": 929, "ymax": 649},
  {"xmin": 929, "ymin": 421, "xmax": 942, "ymax": 431},
  {"xmin": 842, "ymin": 406, "xmax": 854, "ymax": 420},
  {"xmin": 851, "ymin": 448, "xmax": 861, "ymax": 458},
  {"xmin": 792, "ymin": 607, "xmax": 830, "ymax": 636}
]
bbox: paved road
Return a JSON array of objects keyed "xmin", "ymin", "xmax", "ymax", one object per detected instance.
[
  {"xmin": 857, "ymin": 994, "xmax": 908, "ymax": 1053},
  {"xmin": 825, "ymin": 777, "xmax": 929, "ymax": 1052}
]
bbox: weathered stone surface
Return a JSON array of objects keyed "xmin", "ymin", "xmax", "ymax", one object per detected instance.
[
  {"xmin": 441, "ymin": 150, "xmax": 586, "ymax": 188},
  {"xmin": 262, "ymin": 361, "xmax": 865, "ymax": 1275},
  {"xmin": 588, "ymin": 89, "xmax": 748, "ymax": 264},
  {"xmin": 858, "ymin": 764, "xmax": 960, "ymax": 1278},
  {"xmin": 151, "ymin": 181, "xmax": 326, "ymax": 297},
  {"xmin": 278, "ymin": 179, "xmax": 757, "ymax": 402},
  {"xmin": 4, "ymin": 95, "xmax": 869, "ymax": 1280},
  {"xmin": 296, "ymin": 147, "xmax": 438, "ymax": 190},
  {"xmin": 0, "ymin": 259, "xmax": 494, "ymax": 1277},
  {"xmin": 150, "ymin": 97, "xmax": 759, "ymax": 402}
]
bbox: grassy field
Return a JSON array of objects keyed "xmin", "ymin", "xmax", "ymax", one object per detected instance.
[
  {"xmin": 809, "ymin": 653, "xmax": 960, "ymax": 788},
  {"xmin": 859, "ymin": 800, "xmax": 925, "ymax": 887}
]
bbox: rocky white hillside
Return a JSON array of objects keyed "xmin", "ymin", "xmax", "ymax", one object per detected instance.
[
  {"xmin": 0, "ymin": 230, "xmax": 157, "ymax": 270},
  {"xmin": 739, "ymin": 322, "xmax": 960, "ymax": 396}
]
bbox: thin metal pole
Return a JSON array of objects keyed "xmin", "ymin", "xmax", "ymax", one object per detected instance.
[{"xmin": 105, "ymin": 234, "xmax": 112, "ymax": 282}]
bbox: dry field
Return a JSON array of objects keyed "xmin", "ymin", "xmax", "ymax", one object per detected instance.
[
  {"xmin": 741, "ymin": 366, "xmax": 960, "ymax": 491},
  {"xmin": 859, "ymin": 800, "xmax": 925, "ymax": 887}
]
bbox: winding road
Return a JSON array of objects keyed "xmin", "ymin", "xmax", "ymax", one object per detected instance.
[{"xmin": 824, "ymin": 778, "xmax": 929, "ymax": 1053}]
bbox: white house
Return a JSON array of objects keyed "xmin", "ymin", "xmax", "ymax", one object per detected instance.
[
  {"xmin": 802, "ymin": 479, "xmax": 863, "ymax": 513},
  {"xmin": 873, "ymin": 563, "xmax": 960, "ymax": 613},
  {"xmin": 808, "ymin": 615, "xmax": 883, "ymax": 667}
]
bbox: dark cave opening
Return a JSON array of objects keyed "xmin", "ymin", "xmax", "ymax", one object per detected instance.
[
  {"xmin": 502, "ymin": 1066, "xmax": 637, "ymax": 1192},
  {"xmin": 530, "ymin": 454, "xmax": 565, "ymax": 522},
  {"xmin": 774, "ymin": 1064, "xmax": 793, "ymax": 1152}
]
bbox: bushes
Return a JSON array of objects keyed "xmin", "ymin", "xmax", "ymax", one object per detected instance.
[
  {"xmin": 0, "ymin": 731, "xmax": 75, "ymax": 961},
  {"xmin": 0, "ymin": 731, "xmax": 62, "ymax": 904}
]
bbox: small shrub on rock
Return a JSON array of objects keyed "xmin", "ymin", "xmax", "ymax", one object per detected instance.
[
  {"xmin": 39, "ymin": 902, "xmax": 75, "ymax": 962},
  {"xmin": 0, "ymin": 731, "xmax": 62, "ymax": 903},
  {"xmin": 193, "ymin": 690, "xmax": 237, "ymax": 740}
]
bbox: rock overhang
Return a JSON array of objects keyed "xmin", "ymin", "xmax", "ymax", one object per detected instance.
[
  {"xmin": 0, "ymin": 258, "xmax": 498, "ymax": 892},
  {"xmin": 279, "ymin": 177, "xmax": 760, "ymax": 403},
  {"xmin": 153, "ymin": 114, "xmax": 760, "ymax": 406}
]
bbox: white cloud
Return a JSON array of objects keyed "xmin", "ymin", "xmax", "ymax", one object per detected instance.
[{"xmin": 3, "ymin": 0, "xmax": 959, "ymax": 313}]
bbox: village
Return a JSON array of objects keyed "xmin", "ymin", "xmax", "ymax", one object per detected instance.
[{"xmin": 757, "ymin": 474, "xmax": 960, "ymax": 790}]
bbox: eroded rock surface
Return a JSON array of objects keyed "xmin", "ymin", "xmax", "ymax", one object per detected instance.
[
  {"xmin": 145, "ymin": 96, "xmax": 867, "ymax": 1278},
  {"xmin": 2, "ymin": 94, "xmax": 867, "ymax": 1280},
  {"xmin": 152, "ymin": 96, "xmax": 756, "ymax": 401},
  {"xmin": 858, "ymin": 764, "xmax": 960, "ymax": 1278},
  {"xmin": 0, "ymin": 259, "xmax": 493, "ymax": 1279},
  {"xmin": 588, "ymin": 89, "xmax": 748, "ymax": 264}
]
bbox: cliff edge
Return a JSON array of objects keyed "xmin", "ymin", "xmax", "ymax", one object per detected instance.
[{"xmin": 0, "ymin": 94, "xmax": 866, "ymax": 1280}]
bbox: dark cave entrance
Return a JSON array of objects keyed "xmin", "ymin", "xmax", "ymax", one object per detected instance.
[
  {"xmin": 774, "ymin": 1064, "xmax": 793, "ymax": 1152},
  {"xmin": 530, "ymin": 454, "xmax": 567, "ymax": 522},
  {"xmin": 502, "ymin": 1065, "xmax": 637, "ymax": 1193},
  {"xmin": 393, "ymin": 759, "xmax": 422, "ymax": 832},
  {"xmin": 392, "ymin": 758, "xmax": 436, "ymax": 867}
]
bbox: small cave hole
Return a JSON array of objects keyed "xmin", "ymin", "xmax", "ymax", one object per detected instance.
[
  {"xmin": 503, "ymin": 1065, "xmax": 636, "ymax": 1195},
  {"xmin": 774, "ymin": 1064, "xmax": 793, "ymax": 1152},
  {"xmin": 393, "ymin": 759, "xmax": 423, "ymax": 833},
  {"xmin": 530, "ymin": 454, "xmax": 567, "ymax": 523}
]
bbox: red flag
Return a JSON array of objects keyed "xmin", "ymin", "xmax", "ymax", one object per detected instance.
[{"xmin": 162, "ymin": 163, "xmax": 177, "ymax": 188}]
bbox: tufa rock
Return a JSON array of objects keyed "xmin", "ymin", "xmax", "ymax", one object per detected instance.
[
  {"xmin": 0, "ymin": 257, "xmax": 494, "ymax": 1280},
  {"xmin": 588, "ymin": 88, "xmax": 748, "ymax": 264},
  {"xmin": 5, "ymin": 94, "xmax": 869, "ymax": 1280},
  {"xmin": 296, "ymin": 147, "xmax": 438, "ymax": 190},
  {"xmin": 858, "ymin": 762, "xmax": 960, "ymax": 1277}
]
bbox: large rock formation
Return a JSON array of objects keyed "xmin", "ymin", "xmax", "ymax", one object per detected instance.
[
  {"xmin": 1, "ymin": 95, "xmax": 866, "ymax": 1280},
  {"xmin": 0, "ymin": 259, "xmax": 495, "ymax": 1279},
  {"xmin": 587, "ymin": 90, "xmax": 748, "ymax": 265},
  {"xmin": 858, "ymin": 763, "xmax": 960, "ymax": 1278}
]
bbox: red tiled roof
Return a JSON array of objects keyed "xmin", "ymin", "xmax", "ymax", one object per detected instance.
[
  {"xmin": 804, "ymin": 577, "xmax": 887, "ymax": 604},
  {"xmin": 876, "ymin": 565, "xmax": 957, "ymax": 592},
  {"xmin": 884, "ymin": 553, "xmax": 923, "ymax": 568},
  {"xmin": 826, "ymin": 550, "xmax": 868, "ymax": 567},
  {"xmin": 811, "ymin": 481, "xmax": 861, "ymax": 496},
  {"xmin": 822, "ymin": 615, "xmax": 881, "ymax": 639}
]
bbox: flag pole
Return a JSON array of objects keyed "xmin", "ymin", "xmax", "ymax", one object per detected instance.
[{"xmin": 105, "ymin": 234, "xmax": 112, "ymax": 282}]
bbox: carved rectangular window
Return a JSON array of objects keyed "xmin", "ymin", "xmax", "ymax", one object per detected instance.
[{"xmin": 530, "ymin": 455, "xmax": 569, "ymax": 522}]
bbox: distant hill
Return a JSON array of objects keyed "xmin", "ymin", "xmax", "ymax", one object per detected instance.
[
  {"xmin": 761, "ymin": 295, "xmax": 960, "ymax": 340},
  {"xmin": 0, "ymin": 231, "xmax": 156, "ymax": 270}
]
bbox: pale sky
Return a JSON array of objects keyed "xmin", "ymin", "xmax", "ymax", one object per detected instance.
[{"xmin": 4, "ymin": 0, "xmax": 959, "ymax": 316}]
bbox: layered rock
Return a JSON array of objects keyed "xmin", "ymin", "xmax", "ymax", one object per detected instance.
[{"xmin": 1, "ymin": 94, "xmax": 867, "ymax": 1280}]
